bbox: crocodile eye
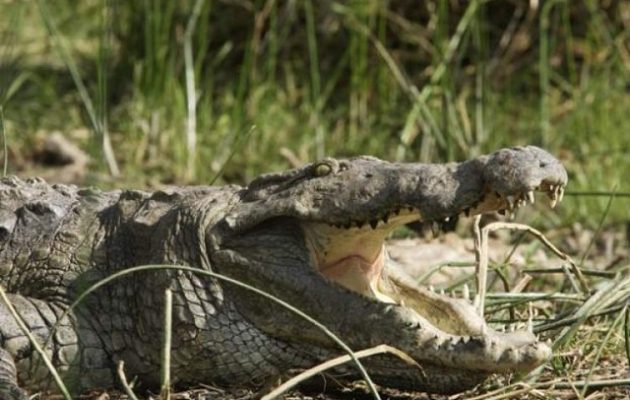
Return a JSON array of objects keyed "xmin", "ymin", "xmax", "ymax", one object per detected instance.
[{"xmin": 313, "ymin": 163, "xmax": 332, "ymax": 177}]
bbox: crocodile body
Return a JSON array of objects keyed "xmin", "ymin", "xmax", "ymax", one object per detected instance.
[{"xmin": 0, "ymin": 146, "xmax": 567, "ymax": 398}]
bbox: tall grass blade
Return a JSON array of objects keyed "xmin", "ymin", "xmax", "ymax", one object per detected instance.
[
  {"xmin": 160, "ymin": 289, "xmax": 172, "ymax": 400},
  {"xmin": 209, "ymin": 125, "xmax": 256, "ymax": 185},
  {"xmin": 262, "ymin": 345, "xmax": 420, "ymax": 400},
  {"xmin": 117, "ymin": 361, "xmax": 140, "ymax": 400},
  {"xmin": 97, "ymin": 0, "xmax": 119, "ymax": 177},
  {"xmin": 0, "ymin": 285, "xmax": 73, "ymax": 400},
  {"xmin": 395, "ymin": 0, "xmax": 481, "ymax": 159},
  {"xmin": 304, "ymin": 0, "xmax": 324, "ymax": 158},
  {"xmin": 553, "ymin": 275, "xmax": 630, "ymax": 348},
  {"xmin": 183, "ymin": 0, "xmax": 206, "ymax": 181},
  {"xmin": 539, "ymin": 1, "xmax": 552, "ymax": 145},
  {"xmin": 578, "ymin": 189, "xmax": 615, "ymax": 268},
  {"xmin": 0, "ymin": 106, "xmax": 6, "ymax": 177},
  {"xmin": 0, "ymin": 0, "xmax": 25, "ymax": 106},
  {"xmin": 473, "ymin": 1, "xmax": 486, "ymax": 151},
  {"xmin": 579, "ymin": 303, "xmax": 627, "ymax": 397},
  {"xmin": 37, "ymin": 0, "xmax": 119, "ymax": 177}
]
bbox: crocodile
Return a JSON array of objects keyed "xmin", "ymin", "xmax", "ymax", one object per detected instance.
[{"xmin": 0, "ymin": 146, "xmax": 567, "ymax": 399}]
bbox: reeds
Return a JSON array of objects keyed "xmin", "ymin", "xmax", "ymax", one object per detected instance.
[{"xmin": 0, "ymin": 1, "xmax": 626, "ymax": 222}]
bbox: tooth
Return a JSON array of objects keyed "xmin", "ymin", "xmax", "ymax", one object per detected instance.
[
  {"xmin": 506, "ymin": 195, "xmax": 515, "ymax": 210},
  {"xmin": 547, "ymin": 185, "xmax": 559, "ymax": 208},
  {"xmin": 432, "ymin": 222, "xmax": 440, "ymax": 236},
  {"xmin": 439, "ymin": 288, "xmax": 445, "ymax": 296},
  {"xmin": 480, "ymin": 324, "xmax": 487, "ymax": 335},
  {"xmin": 558, "ymin": 187, "xmax": 564, "ymax": 202},
  {"xmin": 369, "ymin": 219, "xmax": 379, "ymax": 229},
  {"xmin": 428, "ymin": 285, "xmax": 435, "ymax": 292},
  {"xmin": 554, "ymin": 185, "xmax": 562, "ymax": 203},
  {"xmin": 462, "ymin": 284, "xmax": 470, "ymax": 300},
  {"xmin": 444, "ymin": 216, "xmax": 450, "ymax": 222},
  {"xmin": 527, "ymin": 303, "xmax": 534, "ymax": 333},
  {"xmin": 527, "ymin": 191, "xmax": 535, "ymax": 204}
]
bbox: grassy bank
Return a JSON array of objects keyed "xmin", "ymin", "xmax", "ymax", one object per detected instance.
[{"xmin": 0, "ymin": 0, "xmax": 629, "ymax": 225}]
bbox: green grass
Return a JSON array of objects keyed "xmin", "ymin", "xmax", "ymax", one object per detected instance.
[{"xmin": 0, "ymin": 0, "xmax": 628, "ymax": 226}]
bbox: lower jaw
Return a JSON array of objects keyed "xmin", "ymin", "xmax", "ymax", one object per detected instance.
[{"xmin": 320, "ymin": 253, "xmax": 533, "ymax": 339}]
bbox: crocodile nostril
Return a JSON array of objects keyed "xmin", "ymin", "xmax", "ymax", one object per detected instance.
[{"xmin": 539, "ymin": 162, "xmax": 547, "ymax": 168}]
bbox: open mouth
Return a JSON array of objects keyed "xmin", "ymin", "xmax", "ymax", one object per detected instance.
[
  {"xmin": 302, "ymin": 182, "xmax": 566, "ymax": 335},
  {"xmin": 218, "ymin": 146, "xmax": 569, "ymax": 386}
]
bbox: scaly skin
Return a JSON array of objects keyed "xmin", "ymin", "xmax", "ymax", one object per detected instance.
[{"xmin": 0, "ymin": 146, "xmax": 567, "ymax": 397}]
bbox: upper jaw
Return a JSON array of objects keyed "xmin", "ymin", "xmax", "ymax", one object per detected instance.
[
  {"xmin": 318, "ymin": 176, "xmax": 568, "ymax": 232},
  {"xmin": 469, "ymin": 178, "xmax": 567, "ymax": 218},
  {"xmin": 480, "ymin": 145, "xmax": 568, "ymax": 209},
  {"xmin": 313, "ymin": 157, "xmax": 568, "ymax": 228},
  {"xmin": 497, "ymin": 174, "xmax": 567, "ymax": 209}
]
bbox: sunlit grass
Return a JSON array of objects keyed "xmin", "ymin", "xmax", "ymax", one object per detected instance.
[{"xmin": 0, "ymin": 0, "xmax": 628, "ymax": 225}]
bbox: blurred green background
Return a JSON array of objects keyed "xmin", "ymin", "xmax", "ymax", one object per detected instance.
[{"xmin": 0, "ymin": 0, "xmax": 628, "ymax": 225}]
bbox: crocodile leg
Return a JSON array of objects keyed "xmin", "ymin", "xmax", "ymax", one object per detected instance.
[
  {"xmin": 0, "ymin": 348, "xmax": 26, "ymax": 400},
  {"xmin": 0, "ymin": 293, "xmax": 113, "ymax": 398},
  {"xmin": 0, "ymin": 293, "xmax": 72, "ymax": 398}
]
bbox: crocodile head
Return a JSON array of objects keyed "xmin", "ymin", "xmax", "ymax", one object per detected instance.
[{"xmin": 218, "ymin": 146, "xmax": 567, "ymax": 393}]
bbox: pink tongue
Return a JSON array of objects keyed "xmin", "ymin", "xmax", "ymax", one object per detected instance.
[{"xmin": 319, "ymin": 250, "xmax": 384, "ymax": 295}]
